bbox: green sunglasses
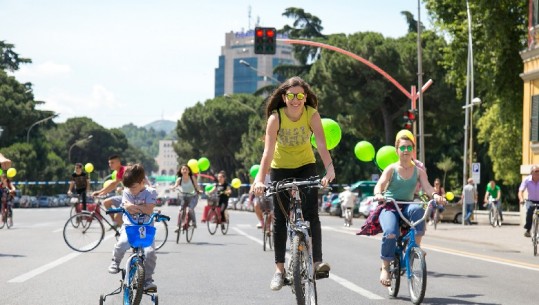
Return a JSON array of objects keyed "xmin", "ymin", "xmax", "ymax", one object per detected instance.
[
  {"xmin": 399, "ymin": 145, "xmax": 414, "ymax": 152},
  {"xmin": 285, "ymin": 92, "xmax": 306, "ymax": 101}
]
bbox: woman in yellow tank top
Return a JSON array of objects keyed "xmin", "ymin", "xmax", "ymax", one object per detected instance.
[{"xmin": 252, "ymin": 76, "xmax": 335, "ymax": 291}]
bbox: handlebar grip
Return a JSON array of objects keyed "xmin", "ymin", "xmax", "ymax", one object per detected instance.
[
  {"xmin": 158, "ymin": 215, "xmax": 171, "ymax": 221},
  {"xmin": 106, "ymin": 208, "xmax": 124, "ymax": 215}
]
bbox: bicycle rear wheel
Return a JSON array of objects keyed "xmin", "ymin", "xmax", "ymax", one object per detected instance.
[
  {"xmin": 291, "ymin": 234, "xmax": 317, "ymax": 305},
  {"xmin": 124, "ymin": 258, "xmax": 145, "ymax": 305},
  {"xmin": 221, "ymin": 211, "xmax": 229, "ymax": 235},
  {"xmin": 207, "ymin": 209, "xmax": 218, "ymax": 235},
  {"xmin": 433, "ymin": 209, "xmax": 439, "ymax": 230},
  {"xmin": 408, "ymin": 247, "xmax": 427, "ymax": 305},
  {"xmin": 263, "ymin": 213, "xmax": 272, "ymax": 251},
  {"xmin": 186, "ymin": 216, "xmax": 195, "ymax": 243},
  {"xmin": 533, "ymin": 214, "xmax": 539, "ymax": 256},
  {"xmin": 154, "ymin": 219, "xmax": 168, "ymax": 250},
  {"xmin": 0, "ymin": 206, "xmax": 7, "ymax": 229},
  {"xmin": 177, "ymin": 209, "xmax": 186, "ymax": 244},
  {"xmin": 63, "ymin": 212, "xmax": 104, "ymax": 252},
  {"xmin": 388, "ymin": 253, "xmax": 401, "ymax": 297},
  {"xmin": 497, "ymin": 210, "xmax": 503, "ymax": 227}
]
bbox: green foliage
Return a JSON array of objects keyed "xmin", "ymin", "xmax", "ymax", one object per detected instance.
[
  {"xmin": 0, "ymin": 40, "xmax": 32, "ymax": 72},
  {"xmin": 436, "ymin": 156, "xmax": 457, "ymax": 189},
  {"xmin": 119, "ymin": 123, "xmax": 167, "ymax": 158}
]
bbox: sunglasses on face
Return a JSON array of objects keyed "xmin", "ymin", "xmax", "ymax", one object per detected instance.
[
  {"xmin": 398, "ymin": 145, "xmax": 414, "ymax": 152},
  {"xmin": 285, "ymin": 92, "xmax": 306, "ymax": 101}
]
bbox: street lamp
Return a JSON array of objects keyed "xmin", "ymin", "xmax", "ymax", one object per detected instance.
[
  {"xmin": 223, "ymin": 94, "xmax": 258, "ymax": 115},
  {"xmin": 68, "ymin": 135, "xmax": 93, "ymax": 163},
  {"xmin": 26, "ymin": 114, "xmax": 59, "ymax": 143},
  {"xmin": 239, "ymin": 59, "xmax": 280, "ymax": 84}
]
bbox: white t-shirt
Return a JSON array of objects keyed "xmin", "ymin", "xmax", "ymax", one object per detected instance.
[{"xmin": 339, "ymin": 190, "xmax": 356, "ymax": 209}]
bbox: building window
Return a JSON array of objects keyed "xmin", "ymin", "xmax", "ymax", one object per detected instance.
[{"xmin": 532, "ymin": 95, "xmax": 539, "ymax": 142}]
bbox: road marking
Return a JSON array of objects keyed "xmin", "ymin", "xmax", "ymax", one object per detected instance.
[
  {"xmin": 8, "ymin": 252, "xmax": 81, "ymax": 283},
  {"xmin": 233, "ymin": 227, "xmax": 384, "ymax": 300},
  {"xmin": 322, "ymin": 225, "xmax": 539, "ymax": 272}
]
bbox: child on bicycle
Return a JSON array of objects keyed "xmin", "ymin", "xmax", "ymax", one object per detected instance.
[
  {"xmin": 170, "ymin": 164, "xmax": 202, "ymax": 231},
  {"xmin": 107, "ymin": 164, "xmax": 159, "ymax": 291},
  {"xmin": 251, "ymin": 76, "xmax": 335, "ymax": 291},
  {"xmin": 212, "ymin": 171, "xmax": 231, "ymax": 227}
]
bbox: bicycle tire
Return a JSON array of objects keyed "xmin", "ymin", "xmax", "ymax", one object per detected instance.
[
  {"xmin": 207, "ymin": 209, "xmax": 218, "ymax": 235},
  {"xmin": 99, "ymin": 294, "xmax": 104, "ymax": 305},
  {"xmin": 154, "ymin": 219, "xmax": 168, "ymax": 250},
  {"xmin": 177, "ymin": 209, "xmax": 185, "ymax": 244},
  {"xmin": 63, "ymin": 212, "xmax": 105, "ymax": 252},
  {"xmin": 186, "ymin": 215, "xmax": 195, "ymax": 243},
  {"xmin": 124, "ymin": 258, "xmax": 145, "ymax": 305},
  {"xmin": 497, "ymin": 209, "xmax": 503, "ymax": 227},
  {"xmin": 489, "ymin": 208, "xmax": 495, "ymax": 227},
  {"xmin": 0, "ymin": 207, "xmax": 6, "ymax": 229},
  {"xmin": 154, "ymin": 294, "xmax": 159, "ymax": 305},
  {"xmin": 433, "ymin": 209, "xmax": 439, "ymax": 230},
  {"xmin": 221, "ymin": 211, "xmax": 229, "ymax": 235},
  {"xmin": 533, "ymin": 214, "xmax": 538, "ymax": 256},
  {"xmin": 388, "ymin": 253, "xmax": 401, "ymax": 298},
  {"xmin": 408, "ymin": 247, "xmax": 427, "ymax": 305},
  {"xmin": 263, "ymin": 213, "xmax": 270, "ymax": 251},
  {"xmin": 291, "ymin": 234, "xmax": 317, "ymax": 305}
]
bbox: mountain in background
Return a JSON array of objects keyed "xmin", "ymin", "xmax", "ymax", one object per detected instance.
[{"xmin": 144, "ymin": 120, "xmax": 176, "ymax": 134}]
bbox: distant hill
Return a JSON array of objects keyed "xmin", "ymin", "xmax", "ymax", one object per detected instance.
[{"xmin": 144, "ymin": 120, "xmax": 176, "ymax": 134}]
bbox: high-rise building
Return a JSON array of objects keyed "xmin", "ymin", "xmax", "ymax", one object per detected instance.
[{"xmin": 214, "ymin": 29, "xmax": 298, "ymax": 97}]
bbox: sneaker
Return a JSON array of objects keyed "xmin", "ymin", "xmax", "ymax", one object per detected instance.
[
  {"xmin": 270, "ymin": 272, "xmax": 284, "ymax": 291},
  {"xmin": 256, "ymin": 222, "xmax": 263, "ymax": 229},
  {"xmin": 174, "ymin": 226, "xmax": 180, "ymax": 233},
  {"xmin": 143, "ymin": 279, "xmax": 157, "ymax": 292},
  {"xmin": 108, "ymin": 260, "xmax": 120, "ymax": 274},
  {"xmin": 525, "ymin": 231, "xmax": 531, "ymax": 238}
]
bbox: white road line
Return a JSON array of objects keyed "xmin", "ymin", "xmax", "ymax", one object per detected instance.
[
  {"xmin": 233, "ymin": 226, "xmax": 384, "ymax": 300},
  {"xmin": 8, "ymin": 252, "xmax": 81, "ymax": 283}
]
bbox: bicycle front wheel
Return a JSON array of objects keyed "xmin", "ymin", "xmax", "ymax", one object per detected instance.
[
  {"xmin": 533, "ymin": 214, "xmax": 539, "ymax": 256},
  {"xmin": 0, "ymin": 206, "xmax": 7, "ymax": 229},
  {"xmin": 63, "ymin": 212, "xmax": 104, "ymax": 252},
  {"xmin": 291, "ymin": 234, "xmax": 317, "ymax": 305},
  {"xmin": 489, "ymin": 208, "xmax": 495, "ymax": 227},
  {"xmin": 408, "ymin": 247, "xmax": 427, "ymax": 305},
  {"xmin": 388, "ymin": 253, "xmax": 401, "ymax": 298},
  {"xmin": 263, "ymin": 213, "xmax": 272, "ymax": 251},
  {"xmin": 433, "ymin": 209, "xmax": 439, "ymax": 230},
  {"xmin": 154, "ymin": 219, "xmax": 168, "ymax": 250},
  {"xmin": 124, "ymin": 258, "xmax": 145, "ymax": 305},
  {"xmin": 221, "ymin": 211, "xmax": 229, "ymax": 235},
  {"xmin": 186, "ymin": 216, "xmax": 195, "ymax": 243},
  {"xmin": 207, "ymin": 209, "xmax": 218, "ymax": 235}
]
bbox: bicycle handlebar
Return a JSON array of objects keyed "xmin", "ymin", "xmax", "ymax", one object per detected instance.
[
  {"xmin": 106, "ymin": 208, "xmax": 170, "ymax": 224},
  {"xmin": 264, "ymin": 177, "xmax": 324, "ymax": 197},
  {"xmin": 384, "ymin": 198, "xmax": 436, "ymax": 228}
]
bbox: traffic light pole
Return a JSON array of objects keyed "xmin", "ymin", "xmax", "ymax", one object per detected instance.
[{"xmin": 282, "ymin": 38, "xmax": 432, "ymax": 162}]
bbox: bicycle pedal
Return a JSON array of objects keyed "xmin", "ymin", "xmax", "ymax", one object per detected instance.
[
  {"xmin": 315, "ymin": 271, "xmax": 329, "ymax": 279},
  {"xmin": 144, "ymin": 287, "xmax": 157, "ymax": 293}
]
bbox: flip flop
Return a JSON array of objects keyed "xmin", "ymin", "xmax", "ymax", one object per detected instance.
[{"xmin": 380, "ymin": 267, "xmax": 391, "ymax": 287}]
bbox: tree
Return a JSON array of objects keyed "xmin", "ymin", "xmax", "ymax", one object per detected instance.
[
  {"xmin": 436, "ymin": 156, "xmax": 457, "ymax": 189},
  {"xmin": 0, "ymin": 40, "xmax": 31, "ymax": 72}
]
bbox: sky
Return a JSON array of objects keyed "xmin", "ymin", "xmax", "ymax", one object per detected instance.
[{"xmin": 0, "ymin": 0, "xmax": 429, "ymax": 129}]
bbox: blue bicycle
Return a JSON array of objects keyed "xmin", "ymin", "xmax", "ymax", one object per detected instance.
[
  {"xmin": 386, "ymin": 198, "xmax": 434, "ymax": 305},
  {"xmin": 99, "ymin": 208, "xmax": 170, "ymax": 305}
]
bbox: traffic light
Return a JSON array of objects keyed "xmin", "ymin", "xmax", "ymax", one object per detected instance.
[
  {"xmin": 402, "ymin": 109, "xmax": 417, "ymax": 130},
  {"xmin": 254, "ymin": 27, "xmax": 276, "ymax": 55}
]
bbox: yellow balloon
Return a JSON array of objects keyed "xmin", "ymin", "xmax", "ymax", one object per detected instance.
[
  {"xmin": 6, "ymin": 168, "xmax": 16, "ymax": 178},
  {"xmin": 84, "ymin": 163, "xmax": 94, "ymax": 173},
  {"xmin": 445, "ymin": 192, "xmax": 455, "ymax": 201},
  {"xmin": 231, "ymin": 178, "xmax": 241, "ymax": 189},
  {"xmin": 187, "ymin": 159, "xmax": 199, "ymax": 173}
]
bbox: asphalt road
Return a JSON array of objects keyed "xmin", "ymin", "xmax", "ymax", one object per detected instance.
[{"xmin": 1, "ymin": 202, "xmax": 538, "ymax": 305}]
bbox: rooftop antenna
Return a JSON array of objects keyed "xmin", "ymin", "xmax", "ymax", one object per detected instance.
[
  {"xmin": 248, "ymin": 6, "xmax": 252, "ymax": 30},
  {"xmin": 255, "ymin": 16, "xmax": 260, "ymax": 27}
]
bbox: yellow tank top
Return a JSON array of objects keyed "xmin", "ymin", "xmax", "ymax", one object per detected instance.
[{"xmin": 271, "ymin": 106, "xmax": 317, "ymax": 169}]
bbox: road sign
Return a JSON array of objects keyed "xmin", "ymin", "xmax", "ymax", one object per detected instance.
[{"xmin": 472, "ymin": 162, "xmax": 480, "ymax": 184}]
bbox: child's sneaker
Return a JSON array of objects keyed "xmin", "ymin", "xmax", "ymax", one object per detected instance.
[
  {"xmin": 144, "ymin": 279, "xmax": 157, "ymax": 292},
  {"xmin": 108, "ymin": 259, "xmax": 119, "ymax": 274}
]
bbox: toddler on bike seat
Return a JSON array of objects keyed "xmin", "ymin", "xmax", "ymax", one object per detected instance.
[{"xmin": 107, "ymin": 164, "xmax": 158, "ymax": 291}]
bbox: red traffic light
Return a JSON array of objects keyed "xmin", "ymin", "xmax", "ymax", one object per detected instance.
[
  {"xmin": 255, "ymin": 28, "xmax": 264, "ymax": 37},
  {"xmin": 407, "ymin": 110, "xmax": 416, "ymax": 121},
  {"xmin": 265, "ymin": 28, "xmax": 275, "ymax": 37}
]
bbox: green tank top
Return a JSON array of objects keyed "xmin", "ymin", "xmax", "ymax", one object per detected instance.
[
  {"xmin": 271, "ymin": 106, "xmax": 317, "ymax": 169},
  {"xmin": 385, "ymin": 166, "xmax": 418, "ymax": 201}
]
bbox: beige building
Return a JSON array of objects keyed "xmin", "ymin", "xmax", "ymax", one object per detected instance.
[{"xmin": 154, "ymin": 140, "xmax": 178, "ymax": 176}]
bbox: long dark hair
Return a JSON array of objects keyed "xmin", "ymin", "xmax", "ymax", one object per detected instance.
[{"xmin": 264, "ymin": 76, "xmax": 318, "ymax": 119}]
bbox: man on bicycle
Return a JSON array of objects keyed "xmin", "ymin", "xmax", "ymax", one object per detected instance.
[
  {"xmin": 67, "ymin": 163, "xmax": 90, "ymax": 211},
  {"xmin": 518, "ymin": 165, "xmax": 539, "ymax": 237},
  {"xmin": 92, "ymin": 155, "xmax": 127, "ymax": 227},
  {"xmin": 484, "ymin": 180, "xmax": 502, "ymax": 221},
  {"xmin": 0, "ymin": 153, "xmax": 11, "ymax": 170},
  {"xmin": 339, "ymin": 186, "xmax": 356, "ymax": 226}
]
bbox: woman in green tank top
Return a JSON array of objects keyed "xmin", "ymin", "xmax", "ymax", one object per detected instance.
[
  {"xmin": 251, "ymin": 76, "xmax": 335, "ymax": 291},
  {"xmin": 372, "ymin": 134, "xmax": 446, "ymax": 287}
]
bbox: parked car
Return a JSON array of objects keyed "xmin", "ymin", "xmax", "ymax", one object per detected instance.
[
  {"xmin": 440, "ymin": 195, "xmax": 463, "ymax": 223},
  {"xmin": 358, "ymin": 196, "xmax": 377, "ymax": 218},
  {"xmin": 37, "ymin": 196, "xmax": 51, "ymax": 208},
  {"xmin": 321, "ymin": 193, "xmax": 338, "ymax": 213},
  {"xmin": 55, "ymin": 194, "xmax": 69, "ymax": 207},
  {"xmin": 328, "ymin": 181, "xmax": 377, "ymax": 217}
]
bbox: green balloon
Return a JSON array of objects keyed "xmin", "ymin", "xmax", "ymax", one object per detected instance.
[
  {"xmin": 198, "ymin": 157, "xmax": 210, "ymax": 171},
  {"xmin": 376, "ymin": 145, "xmax": 399, "ymax": 170},
  {"xmin": 0, "ymin": 169, "xmax": 2, "ymax": 176},
  {"xmin": 310, "ymin": 118, "xmax": 342, "ymax": 150},
  {"xmin": 249, "ymin": 164, "xmax": 260, "ymax": 178},
  {"xmin": 205, "ymin": 184, "xmax": 215, "ymax": 192},
  {"xmin": 354, "ymin": 141, "xmax": 375, "ymax": 162},
  {"xmin": 111, "ymin": 170, "xmax": 117, "ymax": 181}
]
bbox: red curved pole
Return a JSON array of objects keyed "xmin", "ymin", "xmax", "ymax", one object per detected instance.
[{"xmin": 283, "ymin": 39, "xmax": 412, "ymax": 99}]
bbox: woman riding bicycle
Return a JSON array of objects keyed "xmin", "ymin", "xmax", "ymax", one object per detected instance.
[
  {"xmin": 0, "ymin": 173, "xmax": 16, "ymax": 226},
  {"xmin": 170, "ymin": 164, "xmax": 201, "ymax": 230},
  {"xmin": 359, "ymin": 133, "xmax": 445, "ymax": 287},
  {"xmin": 251, "ymin": 76, "xmax": 335, "ymax": 291}
]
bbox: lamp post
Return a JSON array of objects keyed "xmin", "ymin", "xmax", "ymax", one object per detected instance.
[
  {"xmin": 239, "ymin": 59, "xmax": 280, "ymax": 84},
  {"xmin": 223, "ymin": 94, "xmax": 258, "ymax": 114},
  {"xmin": 26, "ymin": 114, "xmax": 59, "ymax": 143},
  {"xmin": 68, "ymin": 135, "xmax": 93, "ymax": 163}
]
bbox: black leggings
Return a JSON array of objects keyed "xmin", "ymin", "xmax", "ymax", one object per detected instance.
[
  {"xmin": 76, "ymin": 188, "xmax": 87, "ymax": 210},
  {"xmin": 270, "ymin": 163, "xmax": 322, "ymax": 264}
]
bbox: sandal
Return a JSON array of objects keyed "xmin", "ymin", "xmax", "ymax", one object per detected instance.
[{"xmin": 380, "ymin": 266, "xmax": 391, "ymax": 287}]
